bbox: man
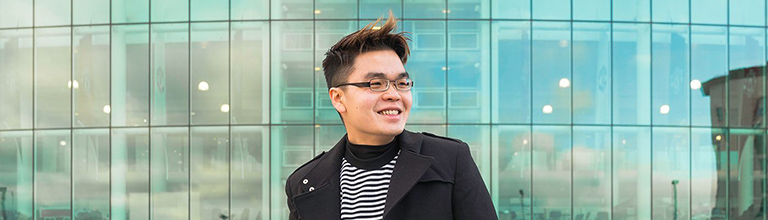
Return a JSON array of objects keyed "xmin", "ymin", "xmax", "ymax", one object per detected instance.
[{"xmin": 285, "ymin": 12, "xmax": 497, "ymax": 220}]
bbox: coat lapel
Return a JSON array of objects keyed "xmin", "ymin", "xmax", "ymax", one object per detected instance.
[
  {"xmin": 383, "ymin": 131, "xmax": 434, "ymax": 218},
  {"xmin": 292, "ymin": 135, "xmax": 346, "ymax": 220}
]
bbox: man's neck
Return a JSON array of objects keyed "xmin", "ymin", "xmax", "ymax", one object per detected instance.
[{"xmin": 347, "ymin": 133, "xmax": 396, "ymax": 146}]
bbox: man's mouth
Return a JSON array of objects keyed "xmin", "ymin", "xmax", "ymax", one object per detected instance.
[{"xmin": 377, "ymin": 110, "xmax": 401, "ymax": 115}]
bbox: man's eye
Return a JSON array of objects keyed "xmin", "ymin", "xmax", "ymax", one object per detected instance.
[{"xmin": 371, "ymin": 82, "xmax": 383, "ymax": 86}]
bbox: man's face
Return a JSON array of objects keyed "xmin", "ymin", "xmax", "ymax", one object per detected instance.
[{"xmin": 331, "ymin": 49, "xmax": 412, "ymax": 139}]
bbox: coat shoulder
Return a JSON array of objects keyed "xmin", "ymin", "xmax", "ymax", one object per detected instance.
[
  {"xmin": 286, "ymin": 151, "xmax": 326, "ymax": 183},
  {"xmin": 421, "ymin": 132, "xmax": 466, "ymax": 147}
]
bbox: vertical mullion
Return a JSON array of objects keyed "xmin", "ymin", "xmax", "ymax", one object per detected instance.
[
  {"xmin": 69, "ymin": 0, "xmax": 74, "ymax": 217},
  {"xmin": 227, "ymin": 0, "xmax": 232, "ymax": 218},
  {"xmin": 649, "ymin": 0, "xmax": 654, "ymax": 217},
  {"xmin": 569, "ymin": 0, "xmax": 574, "ymax": 219},
  {"xmin": 187, "ymin": 0, "xmax": 192, "ymax": 218},
  {"xmin": 528, "ymin": 1, "xmax": 534, "ymax": 218},
  {"xmin": 725, "ymin": 0, "xmax": 731, "ymax": 217},
  {"xmin": 609, "ymin": 0, "xmax": 614, "ymax": 218}
]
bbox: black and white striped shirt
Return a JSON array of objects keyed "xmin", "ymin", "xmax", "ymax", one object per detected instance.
[{"xmin": 339, "ymin": 154, "xmax": 398, "ymax": 220}]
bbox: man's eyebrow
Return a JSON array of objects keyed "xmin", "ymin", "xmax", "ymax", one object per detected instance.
[{"xmin": 364, "ymin": 72, "xmax": 410, "ymax": 79}]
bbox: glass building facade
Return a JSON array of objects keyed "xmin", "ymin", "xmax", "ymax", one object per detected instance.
[{"xmin": 0, "ymin": 0, "xmax": 766, "ymax": 219}]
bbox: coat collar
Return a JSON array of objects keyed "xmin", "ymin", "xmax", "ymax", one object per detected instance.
[{"xmin": 291, "ymin": 130, "xmax": 434, "ymax": 220}]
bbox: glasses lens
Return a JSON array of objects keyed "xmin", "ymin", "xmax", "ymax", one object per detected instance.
[
  {"xmin": 396, "ymin": 78, "xmax": 412, "ymax": 90},
  {"xmin": 369, "ymin": 79, "xmax": 387, "ymax": 91}
]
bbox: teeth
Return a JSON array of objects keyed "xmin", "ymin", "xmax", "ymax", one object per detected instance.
[{"xmin": 379, "ymin": 110, "xmax": 399, "ymax": 115}]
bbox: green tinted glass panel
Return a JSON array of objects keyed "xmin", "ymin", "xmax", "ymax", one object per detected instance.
[
  {"xmin": 0, "ymin": 131, "xmax": 34, "ymax": 218},
  {"xmin": 191, "ymin": 22, "xmax": 229, "ymax": 125},
  {"xmin": 0, "ymin": 29, "xmax": 33, "ymax": 129},
  {"xmin": 72, "ymin": 129, "xmax": 110, "ymax": 217},
  {"xmin": 73, "ymin": 26, "xmax": 110, "ymax": 127},
  {"xmin": 35, "ymin": 27, "xmax": 71, "ymax": 129}
]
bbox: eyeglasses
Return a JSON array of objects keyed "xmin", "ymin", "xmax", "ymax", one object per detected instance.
[{"xmin": 333, "ymin": 78, "xmax": 414, "ymax": 92}]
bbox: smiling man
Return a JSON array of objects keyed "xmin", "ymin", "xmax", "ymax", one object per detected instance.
[{"xmin": 285, "ymin": 12, "xmax": 497, "ymax": 220}]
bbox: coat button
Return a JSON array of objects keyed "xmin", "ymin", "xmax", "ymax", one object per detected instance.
[
  {"xmin": 302, "ymin": 179, "xmax": 309, "ymax": 184},
  {"xmin": 309, "ymin": 187, "xmax": 315, "ymax": 191}
]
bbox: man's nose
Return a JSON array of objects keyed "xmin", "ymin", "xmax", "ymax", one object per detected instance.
[{"xmin": 382, "ymin": 83, "xmax": 401, "ymax": 101}]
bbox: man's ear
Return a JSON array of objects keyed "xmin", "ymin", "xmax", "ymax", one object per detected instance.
[{"xmin": 329, "ymin": 88, "xmax": 347, "ymax": 113}]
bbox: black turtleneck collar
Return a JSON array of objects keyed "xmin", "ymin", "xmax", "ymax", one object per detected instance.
[{"xmin": 344, "ymin": 134, "xmax": 401, "ymax": 170}]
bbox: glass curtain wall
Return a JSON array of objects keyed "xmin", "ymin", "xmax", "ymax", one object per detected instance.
[{"xmin": 0, "ymin": 0, "xmax": 766, "ymax": 219}]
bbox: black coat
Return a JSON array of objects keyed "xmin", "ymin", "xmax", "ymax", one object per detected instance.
[{"xmin": 285, "ymin": 130, "xmax": 498, "ymax": 220}]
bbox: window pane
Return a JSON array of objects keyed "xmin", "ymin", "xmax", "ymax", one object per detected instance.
[
  {"xmin": 691, "ymin": 26, "xmax": 726, "ymax": 127},
  {"xmin": 0, "ymin": 131, "xmax": 33, "ymax": 218},
  {"xmin": 404, "ymin": 0, "xmax": 446, "ymax": 19},
  {"xmin": 613, "ymin": 126, "xmax": 651, "ymax": 219},
  {"xmin": 532, "ymin": 0, "xmax": 569, "ymax": 20},
  {"xmin": 691, "ymin": 128, "xmax": 725, "ymax": 218},
  {"xmin": 652, "ymin": 24, "xmax": 689, "ymax": 126},
  {"xmin": 492, "ymin": 125, "xmax": 531, "ymax": 219},
  {"xmin": 573, "ymin": 0, "xmax": 609, "ymax": 21},
  {"xmin": 729, "ymin": 27, "xmax": 765, "ymax": 128},
  {"xmin": 271, "ymin": 21, "xmax": 314, "ymax": 124},
  {"xmin": 73, "ymin": 0, "xmax": 109, "ymax": 25},
  {"xmin": 651, "ymin": 127, "xmax": 690, "ymax": 219},
  {"xmin": 191, "ymin": 23, "xmax": 229, "ymax": 125},
  {"xmin": 652, "ymin": 0, "xmax": 689, "ymax": 23},
  {"xmin": 232, "ymin": 22, "xmax": 269, "ymax": 124},
  {"xmin": 613, "ymin": 23, "xmax": 651, "ymax": 125},
  {"xmin": 190, "ymin": 126, "xmax": 229, "ymax": 218},
  {"xmin": 315, "ymin": 125, "xmax": 345, "ymax": 152},
  {"xmin": 150, "ymin": 127, "xmax": 189, "ymax": 219},
  {"xmin": 315, "ymin": 21, "xmax": 356, "ymax": 124},
  {"xmin": 573, "ymin": 126, "xmax": 610, "ymax": 217},
  {"xmin": 730, "ymin": 0, "xmax": 765, "ymax": 26},
  {"xmin": 403, "ymin": 21, "xmax": 447, "ymax": 124},
  {"xmin": 726, "ymin": 129, "xmax": 765, "ymax": 218},
  {"xmin": 112, "ymin": 24, "xmax": 150, "ymax": 127},
  {"xmin": 691, "ymin": 0, "xmax": 727, "ymax": 25},
  {"xmin": 360, "ymin": 0, "xmax": 401, "ymax": 20},
  {"xmin": 0, "ymin": 29, "xmax": 33, "ymax": 129},
  {"xmin": 72, "ymin": 129, "xmax": 109, "ymax": 217},
  {"xmin": 404, "ymin": 125, "xmax": 446, "ymax": 136},
  {"xmin": 272, "ymin": 0, "xmax": 312, "ymax": 19},
  {"xmin": 492, "ymin": 21, "xmax": 530, "ymax": 124},
  {"xmin": 35, "ymin": 27, "xmax": 71, "ymax": 129},
  {"xmin": 448, "ymin": 125, "xmax": 491, "ymax": 189},
  {"xmin": 0, "ymin": 0, "xmax": 33, "ymax": 28},
  {"xmin": 74, "ymin": 26, "xmax": 110, "ymax": 127},
  {"xmin": 231, "ymin": 126, "xmax": 269, "ymax": 220},
  {"xmin": 612, "ymin": 0, "xmax": 650, "ymax": 22},
  {"xmin": 151, "ymin": 24, "xmax": 190, "ymax": 126},
  {"xmin": 112, "ymin": 0, "xmax": 149, "ymax": 23},
  {"xmin": 492, "ymin": 0, "xmax": 529, "ymax": 19},
  {"xmin": 111, "ymin": 128, "xmax": 150, "ymax": 220},
  {"xmin": 35, "ymin": 0, "xmax": 70, "ymax": 26},
  {"xmin": 270, "ymin": 126, "xmax": 313, "ymax": 220},
  {"xmin": 232, "ymin": 0, "xmax": 268, "ymax": 20},
  {"xmin": 532, "ymin": 22, "xmax": 570, "ymax": 124},
  {"xmin": 152, "ymin": 0, "xmax": 188, "ymax": 22},
  {"xmin": 448, "ymin": 0, "xmax": 489, "ymax": 19},
  {"xmin": 316, "ymin": 0, "xmax": 357, "ymax": 19},
  {"xmin": 448, "ymin": 21, "xmax": 490, "ymax": 123},
  {"xmin": 192, "ymin": 0, "xmax": 227, "ymax": 21},
  {"xmin": 573, "ymin": 23, "xmax": 611, "ymax": 125},
  {"xmin": 34, "ymin": 129, "xmax": 71, "ymax": 219},
  {"xmin": 531, "ymin": 126, "xmax": 571, "ymax": 218}
]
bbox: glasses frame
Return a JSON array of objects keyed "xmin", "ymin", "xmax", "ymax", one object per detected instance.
[{"xmin": 333, "ymin": 77, "xmax": 415, "ymax": 92}]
